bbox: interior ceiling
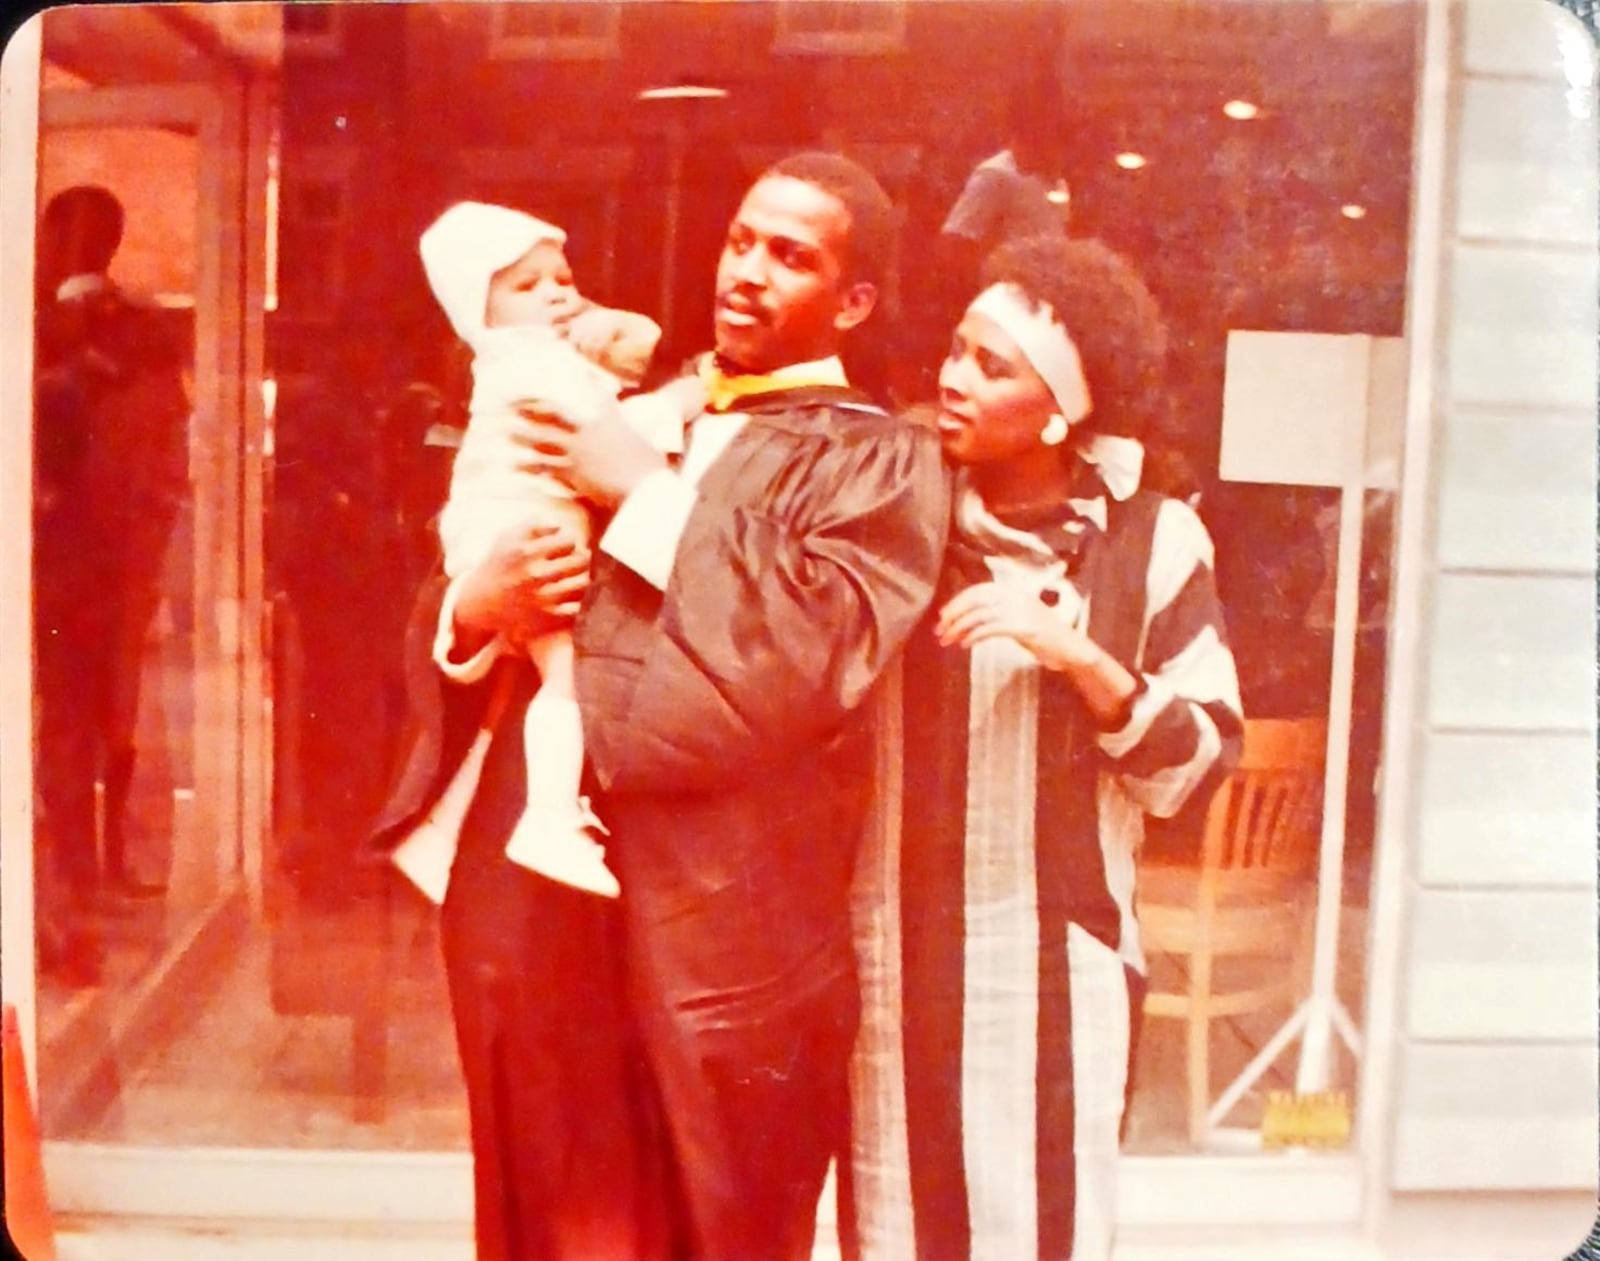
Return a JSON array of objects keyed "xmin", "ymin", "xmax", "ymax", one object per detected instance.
[
  {"xmin": 39, "ymin": 2, "xmax": 1416, "ymax": 120},
  {"xmin": 41, "ymin": 1, "xmax": 1416, "ymax": 295},
  {"xmin": 42, "ymin": 3, "xmax": 282, "ymax": 84},
  {"xmin": 40, "ymin": 1, "xmax": 1413, "ymax": 88}
]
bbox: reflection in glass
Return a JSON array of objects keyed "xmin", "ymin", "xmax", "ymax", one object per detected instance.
[
  {"xmin": 32, "ymin": 128, "xmax": 199, "ymax": 1135},
  {"xmin": 27, "ymin": 0, "xmax": 1417, "ymax": 1169}
]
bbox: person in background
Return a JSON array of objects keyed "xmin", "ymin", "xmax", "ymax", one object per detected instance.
[
  {"xmin": 938, "ymin": 90, "xmax": 1071, "ymax": 313},
  {"xmin": 33, "ymin": 184, "xmax": 190, "ymax": 982},
  {"xmin": 846, "ymin": 235, "xmax": 1243, "ymax": 1261}
]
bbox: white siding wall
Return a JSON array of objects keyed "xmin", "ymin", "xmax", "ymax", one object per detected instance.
[{"xmin": 1389, "ymin": 0, "xmax": 1598, "ymax": 1196}]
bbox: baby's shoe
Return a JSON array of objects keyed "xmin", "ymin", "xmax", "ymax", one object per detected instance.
[{"xmin": 503, "ymin": 799, "xmax": 619, "ymax": 899}]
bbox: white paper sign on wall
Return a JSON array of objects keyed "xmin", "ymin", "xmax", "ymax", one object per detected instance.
[{"xmin": 1220, "ymin": 330, "xmax": 1406, "ymax": 490}]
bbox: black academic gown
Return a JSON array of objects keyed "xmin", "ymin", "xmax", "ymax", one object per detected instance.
[
  {"xmin": 372, "ymin": 385, "xmax": 951, "ymax": 1261},
  {"xmin": 374, "ymin": 589, "xmax": 675, "ymax": 1261},
  {"xmin": 575, "ymin": 389, "xmax": 950, "ymax": 1261}
]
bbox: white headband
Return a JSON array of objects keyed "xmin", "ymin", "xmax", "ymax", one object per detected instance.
[{"xmin": 968, "ymin": 283, "xmax": 1092, "ymax": 424}]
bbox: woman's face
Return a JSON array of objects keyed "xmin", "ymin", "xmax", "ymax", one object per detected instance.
[{"xmin": 935, "ymin": 308, "xmax": 1061, "ymax": 466}]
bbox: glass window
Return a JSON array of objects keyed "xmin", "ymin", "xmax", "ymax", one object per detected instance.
[
  {"xmin": 284, "ymin": 2, "xmax": 344, "ymax": 54},
  {"xmin": 32, "ymin": 97, "xmax": 249, "ymax": 1140},
  {"xmin": 774, "ymin": 0, "xmax": 908, "ymax": 54},
  {"xmin": 488, "ymin": 1, "xmax": 621, "ymax": 60},
  {"xmin": 21, "ymin": 0, "xmax": 1425, "ymax": 1231}
]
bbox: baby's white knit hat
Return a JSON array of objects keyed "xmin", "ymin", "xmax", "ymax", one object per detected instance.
[{"xmin": 419, "ymin": 201, "xmax": 566, "ymax": 348}]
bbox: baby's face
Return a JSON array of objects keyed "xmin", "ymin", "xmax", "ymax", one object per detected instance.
[{"xmin": 485, "ymin": 240, "xmax": 583, "ymax": 328}]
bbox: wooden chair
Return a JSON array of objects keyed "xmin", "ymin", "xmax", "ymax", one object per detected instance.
[{"xmin": 1137, "ymin": 717, "xmax": 1326, "ymax": 1145}]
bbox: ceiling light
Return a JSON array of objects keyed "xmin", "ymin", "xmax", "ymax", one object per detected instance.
[
  {"xmin": 636, "ymin": 84, "xmax": 728, "ymax": 102},
  {"xmin": 1222, "ymin": 99, "xmax": 1260, "ymax": 121},
  {"xmin": 1340, "ymin": 203, "xmax": 1368, "ymax": 220},
  {"xmin": 1046, "ymin": 180, "xmax": 1071, "ymax": 205},
  {"xmin": 1114, "ymin": 152, "xmax": 1147, "ymax": 171}
]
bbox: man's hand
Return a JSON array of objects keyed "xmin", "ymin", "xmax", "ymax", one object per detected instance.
[
  {"xmin": 514, "ymin": 402, "xmax": 669, "ymax": 510},
  {"xmin": 655, "ymin": 372, "xmax": 709, "ymax": 425},
  {"xmin": 453, "ymin": 522, "xmax": 592, "ymax": 647}
]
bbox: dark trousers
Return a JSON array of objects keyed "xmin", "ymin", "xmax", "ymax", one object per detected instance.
[
  {"xmin": 439, "ymin": 682, "xmax": 856, "ymax": 1261},
  {"xmin": 630, "ymin": 972, "xmax": 855, "ymax": 1261},
  {"xmin": 439, "ymin": 693, "xmax": 675, "ymax": 1261},
  {"xmin": 603, "ymin": 792, "xmax": 862, "ymax": 1261},
  {"xmin": 35, "ymin": 543, "xmax": 118, "ymax": 890},
  {"xmin": 34, "ymin": 505, "xmax": 175, "ymax": 890}
]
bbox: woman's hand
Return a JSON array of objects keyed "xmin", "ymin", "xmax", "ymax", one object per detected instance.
[
  {"xmin": 935, "ymin": 581, "xmax": 1091, "ymax": 670},
  {"xmin": 453, "ymin": 522, "xmax": 591, "ymax": 646},
  {"xmin": 936, "ymin": 581, "xmax": 1142, "ymax": 724}
]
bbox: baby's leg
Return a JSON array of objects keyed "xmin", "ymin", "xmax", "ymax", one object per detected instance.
[
  {"xmin": 508, "ymin": 674, "xmax": 618, "ymax": 897},
  {"xmin": 516, "ymin": 500, "xmax": 586, "ymax": 809},
  {"xmin": 524, "ymin": 630, "xmax": 575, "ymax": 700},
  {"xmin": 507, "ymin": 590, "xmax": 618, "ymax": 898},
  {"xmin": 520, "ymin": 631, "xmax": 582, "ymax": 811},
  {"xmin": 515, "ymin": 495, "xmax": 589, "ymax": 810}
]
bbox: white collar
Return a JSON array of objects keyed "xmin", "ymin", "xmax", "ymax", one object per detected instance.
[
  {"xmin": 423, "ymin": 422, "xmax": 464, "ymax": 449},
  {"xmin": 977, "ymin": 150, "xmax": 1019, "ymax": 174},
  {"xmin": 952, "ymin": 433, "xmax": 1146, "ymax": 557},
  {"xmin": 55, "ymin": 272, "xmax": 110, "ymax": 302},
  {"xmin": 953, "ymin": 476, "xmax": 1058, "ymax": 564},
  {"xmin": 1075, "ymin": 432, "xmax": 1144, "ymax": 502}
]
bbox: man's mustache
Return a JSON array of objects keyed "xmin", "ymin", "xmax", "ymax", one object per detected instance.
[{"xmin": 716, "ymin": 290, "xmax": 767, "ymax": 321}]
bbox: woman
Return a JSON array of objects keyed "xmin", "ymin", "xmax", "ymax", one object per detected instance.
[{"xmin": 846, "ymin": 236, "xmax": 1244, "ymax": 1261}]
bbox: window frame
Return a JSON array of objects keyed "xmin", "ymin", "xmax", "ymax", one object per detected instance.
[
  {"xmin": 485, "ymin": 0, "xmax": 622, "ymax": 62},
  {"xmin": 771, "ymin": 0, "xmax": 908, "ymax": 56}
]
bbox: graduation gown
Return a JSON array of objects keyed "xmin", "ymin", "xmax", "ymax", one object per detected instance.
[
  {"xmin": 373, "ymin": 587, "xmax": 674, "ymax": 1261},
  {"xmin": 575, "ymin": 388, "xmax": 951, "ymax": 1261}
]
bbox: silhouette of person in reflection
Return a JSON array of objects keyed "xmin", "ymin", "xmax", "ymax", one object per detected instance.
[
  {"xmin": 33, "ymin": 184, "xmax": 190, "ymax": 983},
  {"xmin": 937, "ymin": 89, "xmax": 1071, "ymax": 315}
]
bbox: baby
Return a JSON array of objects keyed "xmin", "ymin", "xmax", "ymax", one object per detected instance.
[{"xmin": 398, "ymin": 201, "xmax": 698, "ymax": 903}]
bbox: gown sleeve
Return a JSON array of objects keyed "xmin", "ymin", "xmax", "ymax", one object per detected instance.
[
  {"xmin": 366, "ymin": 570, "xmax": 502, "ymax": 853},
  {"xmin": 583, "ymin": 417, "xmax": 952, "ymax": 795}
]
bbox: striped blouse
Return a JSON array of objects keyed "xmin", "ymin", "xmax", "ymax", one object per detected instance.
[{"xmin": 847, "ymin": 472, "xmax": 1244, "ymax": 1261}]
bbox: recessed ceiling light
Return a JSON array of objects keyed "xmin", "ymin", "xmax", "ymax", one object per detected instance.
[
  {"xmin": 636, "ymin": 84, "xmax": 729, "ymax": 102},
  {"xmin": 1114, "ymin": 152, "xmax": 1147, "ymax": 171},
  {"xmin": 1222, "ymin": 99, "xmax": 1260, "ymax": 121},
  {"xmin": 1340, "ymin": 203, "xmax": 1368, "ymax": 219}
]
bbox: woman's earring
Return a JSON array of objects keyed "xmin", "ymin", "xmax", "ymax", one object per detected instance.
[{"xmin": 1040, "ymin": 413, "xmax": 1069, "ymax": 447}]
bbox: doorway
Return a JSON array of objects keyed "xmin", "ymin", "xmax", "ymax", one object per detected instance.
[{"xmin": 28, "ymin": 73, "xmax": 271, "ymax": 1142}]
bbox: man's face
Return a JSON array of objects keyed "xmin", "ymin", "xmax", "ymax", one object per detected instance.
[{"xmin": 712, "ymin": 175, "xmax": 874, "ymax": 373}]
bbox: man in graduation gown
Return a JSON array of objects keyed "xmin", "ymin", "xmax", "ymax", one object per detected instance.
[{"xmin": 374, "ymin": 152, "xmax": 951, "ymax": 1261}]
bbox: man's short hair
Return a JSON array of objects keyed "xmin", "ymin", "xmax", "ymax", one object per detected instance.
[
  {"xmin": 43, "ymin": 185, "xmax": 125, "ymax": 273},
  {"xmin": 759, "ymin": 151, "xmax": 896, "ymax": 289}
]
